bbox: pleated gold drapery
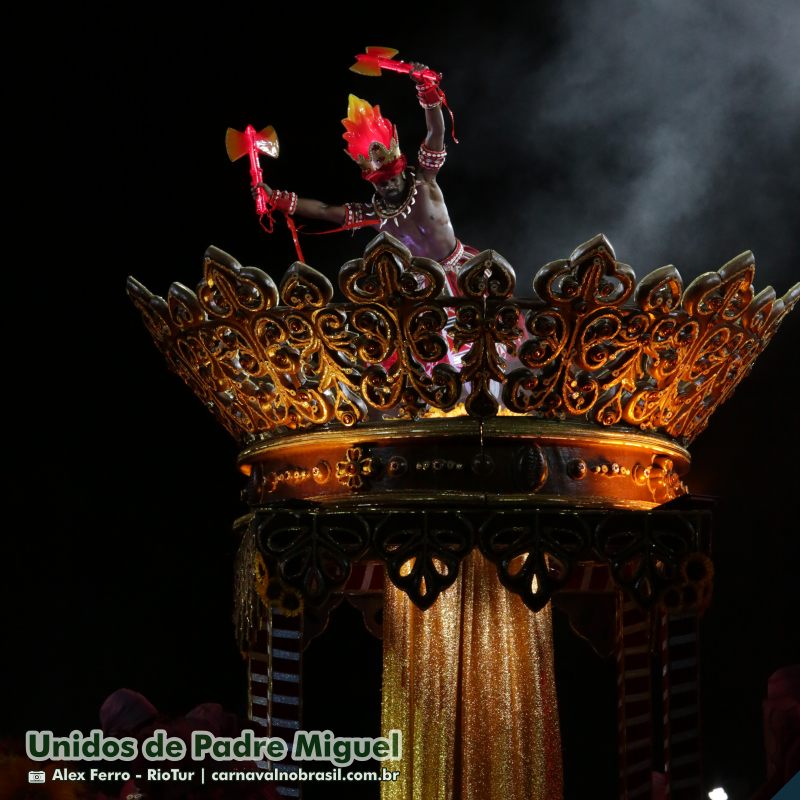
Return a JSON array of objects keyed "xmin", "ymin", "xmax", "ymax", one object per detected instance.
[{"xmin": 382, "ymin": 551, "xmax": 563, "ymax": 800}]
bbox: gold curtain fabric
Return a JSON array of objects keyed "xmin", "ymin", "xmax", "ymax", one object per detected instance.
[{"xmin": 382, "ymin": 551, "xmax": 562, "ymax": 800}]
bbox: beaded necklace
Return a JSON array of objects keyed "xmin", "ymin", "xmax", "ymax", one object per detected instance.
[{"xmin": 372, "ymin": 171, "xmax": 419, "ymax": 228}]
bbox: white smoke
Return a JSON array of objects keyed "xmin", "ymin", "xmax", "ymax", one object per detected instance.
[{"xmin": 448, "ymin": 0, "xmax": 800, "ymax": 287}]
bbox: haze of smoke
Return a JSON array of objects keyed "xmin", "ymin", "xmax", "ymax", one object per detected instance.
[{"xmin": 453, "ymin": 0, "xmax": 800, "ymax": 287}]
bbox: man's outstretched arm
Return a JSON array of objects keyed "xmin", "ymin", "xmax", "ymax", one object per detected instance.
[{"xmin": 253, "ymin": 181, "xmax": 346, "ymax": 224}]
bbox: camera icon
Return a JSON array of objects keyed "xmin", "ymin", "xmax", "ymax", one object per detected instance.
[{"xmin": 28, "ymin": 770, "xmax": 46, "ymax": 784}]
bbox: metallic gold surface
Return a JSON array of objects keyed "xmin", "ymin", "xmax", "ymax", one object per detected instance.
[
  {"xmin": 128, "ymin": 233, "xmax": 799, "ymax": 799},
  {"xmin": 129, "ymin": 234, "xmax": 799, "ymax": 445},
  {"xmin": 305, "ymin": 491, "xmax": 657, "ymax": 510},
  {"xmin": 238, "ymin": 418, "xmax": 692, "ymax": 507},
  {"xmin": 335, "ymin": 446, "xmax": 374, "ymax": 489},
  {"xmin": 233, "ymin": 516, "xmax": 267, "ymax": 651},
  {"xmin": 382, "ymin": 551, "xmax": 562, "ymax": 799},
  {"xmin": 238, "ymin": 417, "xmax": 690, "ymax": 463}
]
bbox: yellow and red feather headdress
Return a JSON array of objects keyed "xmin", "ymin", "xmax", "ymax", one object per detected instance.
[{"xmin": 342, "ymin": 95, "xmax": 407, "ymax": 182}]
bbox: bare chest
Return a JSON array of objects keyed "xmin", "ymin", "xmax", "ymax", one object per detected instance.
[{"xmin": 373, "ymin": 183, "xmax": 456, "ymax": 260}]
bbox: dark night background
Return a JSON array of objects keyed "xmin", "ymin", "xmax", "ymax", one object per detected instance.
[{"xmin": 5, "ymin": 2, "xmax": 799, "ymax": 798}]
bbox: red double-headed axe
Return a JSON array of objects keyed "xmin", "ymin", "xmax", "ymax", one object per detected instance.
[
  {"xmin": 349, "ymin": 46, "xmax": 442, "ymax": 86},
  {"xmin": 349, "ymin": 46, "xmax": 458, "ymax": 141},
  {"xmin": 225, "ymin": 125, "xmax": 279, "ymax": 216},
  {"xmin": 226, "ymin": 124, "xmax": 305, "ymax": 261}
]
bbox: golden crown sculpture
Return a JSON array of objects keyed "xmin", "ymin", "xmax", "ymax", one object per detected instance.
[{"xmin": 127, "ymin": 233, "xmax": 798, "ymax": 616}]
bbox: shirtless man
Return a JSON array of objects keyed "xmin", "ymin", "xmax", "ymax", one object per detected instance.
[{"xmin": 254, "ymin": 65, "xmax": 476, "ymax": 289}]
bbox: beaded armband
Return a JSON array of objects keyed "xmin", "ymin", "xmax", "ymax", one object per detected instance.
[
  {"xmin": 418, "ymin": 143, "xmax": 447, "ymax": 172},
  {"xmin": 343, "ymin": 202, "xmax": 370, "ymax": 228},
  {"xmin": 417, "ymin": 82, "xmax": 443, "ymax": 109},
  {"xmin": 270, "ymin": 190, "xmax": 298, "ymax": 215}
]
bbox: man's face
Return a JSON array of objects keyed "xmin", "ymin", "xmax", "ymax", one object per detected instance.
[{"xmin": 373, "ymin": 173, "xmax": 406, "ymax": 204}]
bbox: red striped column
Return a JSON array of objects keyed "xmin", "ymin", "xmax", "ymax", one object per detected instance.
[
  {"xmin": 661, "ymin": 613, "xmax": 702, "ymax": 799},
  {"xmin": 562, "ymin": 562, "xmax": 615, "ymax": 594},
  {"xmin": 658, "ymin": 611, "xmax": 670, "ymax": 799},
  {"xmin": 342, "ymin": 560, "xmax": 385, "ymax": 593},
  {"xmin": 247, "ymin": 609, "xmax": 304, "ymax": 799},
  {"xmin": 247, "ymin": 627, "xmax": 271, "ymax": 738},
  {"xmin": 616, "ymin": 595, "xmax": 654, "ymax": 799}
]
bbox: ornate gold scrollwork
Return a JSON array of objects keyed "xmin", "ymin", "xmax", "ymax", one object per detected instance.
[
  {"xmin": 340, "ymin": 234, "xmax": 461, "ymax": 418},
  {"xmin": 129, "ymin": 233, "xmax": 799, "ymax": 446},
  {"xmin": 454, "ymin": 250, "xmax": 520, "ymax": 417},
  {"xmin": 335, "ymin": 447, "xmax": 375, "ymax": 490},
  {"xmin": 633, "ymin": 455, "xmax": 688, "ymax": 503}
]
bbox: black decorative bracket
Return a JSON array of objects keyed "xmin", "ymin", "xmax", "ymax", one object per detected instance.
[{"xmin": 252, "ymin": 503, "xmax": 711, "ymax": 613}]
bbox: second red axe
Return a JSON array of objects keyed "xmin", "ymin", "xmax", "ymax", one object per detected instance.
[{"xmin": 225, "ymin": 125, "xmax": 279, "ymax": 216}]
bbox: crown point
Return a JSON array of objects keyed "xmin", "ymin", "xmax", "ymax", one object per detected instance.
[{"xmin": 570, "ymin": 234, "xmax": 616, "ymax": 263}]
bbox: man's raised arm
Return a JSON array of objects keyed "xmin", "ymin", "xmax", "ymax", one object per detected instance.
[{"xmin": 410, "ymin": 63, "xmax": 447, "ymax": 178}]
